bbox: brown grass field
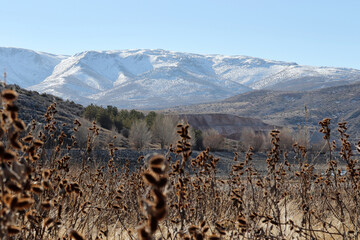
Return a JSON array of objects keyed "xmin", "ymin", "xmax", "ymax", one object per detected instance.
[{"xmin": 0, "ymin": 87, "xmax": 360, "ymax": 240}]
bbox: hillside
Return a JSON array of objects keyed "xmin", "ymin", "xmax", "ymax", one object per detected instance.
[
  {"xmin": 165, "ymin": 82, "xmax": 360, "ymax": 140},
  {"xmin": 0, "ymin": 84, "xmax": 134, "ymax": 149},
  {"xmin": 2, "ymin": 47, "xmax": 360, "ymax": 109},
  {"xmin": 0, "ymin": 84, "xmax": 83, "ymax": 125}
]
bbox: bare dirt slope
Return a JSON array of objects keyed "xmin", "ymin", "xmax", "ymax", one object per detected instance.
[{"xmin": 165, "ymin": 82, "xmax": 360, "ymax": 140}]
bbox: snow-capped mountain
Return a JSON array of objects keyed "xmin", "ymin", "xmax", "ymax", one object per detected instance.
[
  {"xmin": 27, "ymin": 49, "xmax": 253, "ymax": 108},
  {"xmin": 0, "ymin": 47, "xmax": 67, "ymax": 87},
  {"xmin": 1, "ymin": 47, "xmax": 360, "ymax": 109}
]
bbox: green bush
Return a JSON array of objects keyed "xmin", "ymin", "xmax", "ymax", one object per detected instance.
[{"xmin": 83, "ymin": 104, "xmax": 148, "ymax": 133}]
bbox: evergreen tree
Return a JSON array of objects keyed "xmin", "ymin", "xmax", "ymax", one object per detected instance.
[
  {"xmin": 113, "ymin": 115, "xmax": 123, "ymax": 132},
  {"xmin": 83, "ymin": 104, "xmax": 98, "ymax": 120},
  {"xmin": 145, "ymin": 111, "xmax": 157, "ymax": 128},
  {"xmin": 96, "ymin": 108, "xmax": 112, "ymax": 130}
]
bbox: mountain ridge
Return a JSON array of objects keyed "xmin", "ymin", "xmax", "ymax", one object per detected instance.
[{"xmin": 1, "ymin": 47, "xmax": 360, "ymax": 109}]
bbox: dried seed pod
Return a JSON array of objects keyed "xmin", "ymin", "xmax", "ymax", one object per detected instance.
[
  {"xmin": 3, "ymin": 193, "xmax": 13, "ymax": 207},
  {"xmin": 149, "ymin": 155, "xmax": 165, "ymax": 165},
  {"xmin": 41, "ymin": 201, "xmax": 52, "ymax": 210},
  {"xmin": 143, "ymin": 171, "xmax": 158, "ymax": 186},
  {"xmin": 153, "ymin": 188, "xmax": 166, "ymax": 209},
  {"xmin": 149, "ymin": 216, "xmax": 158, "ymax": 233},
  {"xmin": 3, "ymin": 150, "xmax": 16, "ymax": 161},
  {"xmin": 43, "ymin": 217, "xmax": 54, "ymax": 227},
  {"xmin": 6, "ymin": 104, "xmax": 19, "ymax": 112},
  {"xmin": 33, "ymin": 140, "xmax": 44, "ymax": 147},
  {"xmin": 150, "ymin": 165, "xmax": 164, "ymax": 174},
  {"xmin": 238, "ymin": 217, "xmax": 247, "ymax": 227},
  {"xmin": 10, "ymin": 132, "xmax": 22, "ymax": 149},
  {"xmin": 74, "ymin": 119, "xmax": 82, "ymax": 126},
  {"xmin": 2, "ymin": 89, "xmax": 18, "ymax": 101},
  {"xmin": 14, "ymin": 120, "xmax": 26, "ymax": 131},
  {"xmin": 138, "ymin": 227, "xmax": 151, "ymax": 240},
  {"xmin": 7, "ymin": 225, "xmax": 21, "ymax": 236},
  {"xmin": 70, "ymin": 230, "xmax": 85, "ymax": 240},
  {"xmin": 154, "ymin": 207, "xmax": 167, "ymax": 221},
  {"xmin": 42, "ymin": 180, "xmax": 51, "ymax": 190},
  {"xmin": 188, "ymin": 225, "xmax": 199, "ymax": 234},
  {"xmin": 183, "ymin": 235, "xmax": 191, "ymax": 240},
  {"xmin": 0, "ymin": 126, "xmax": 5, "ymax": 138},
  {"xmin": 42, "ymin": 170, "xmax": 51, "ymax": 180},
  {"xmin": 6, "ymin": 181, "xmax": 22, "ymax": 193},
  {"xmin": 208, "ymin": 235, "xmax": 221, "ymax": 240},
  {"xmin": 112, "ymin": 204, "xmax": 121, "ymax": 210},
  {"xmin": 195, "ymin": 233, "xmax": 204, "ymax": 240},
  {"xmin": 157, "ymin": 177, "xmax": 168, "ymax": 188},
  {"xmin": 10, "ymin": 196, "xmax": 19, "ymax": 210},
  {"xmin": 14, "ymin": 198, "xmax": 34, "ymax": 210}
]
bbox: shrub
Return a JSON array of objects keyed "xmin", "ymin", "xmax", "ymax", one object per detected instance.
[
  {"xmin": 113, "ymin": 115, "xmax": 123, "ymax": 132},
  {"xmin": 73, "ymin": 120, "xmax": 90, "ymax": 149},
  {"xmin": 83, "ymin": 104, "xmax": 99, "ymax": 120},
  {"xmin": 96, "ymin": 108, "xmax": 112, "ymax": 130},
  {"xmin": 121, "ymin": 128, "xmax": 130, "ymax": 138},
  {"xmin": 129, "ymin": 120, "xmax": 152, "ymax": 150},
  {"xmin": 202, "ymin": 128, "xmax": 224, "ymax": 151},
  {"xmin": 279, "ymin": 127, "xmax": 295, "ymax": 151},
  {"xmin": 145, "ymin": 111, "xmax": 157, "ymax": 128},
  {"xmin": 151, "ymin": 114, "xmax": 178, "ymax": 149},
  {"xmin": 83, "ymin": 104, "xmax": 146, "ymax": 131},
  {"xmin": 190, "ymin": 127, "xmax": 203, "ymax": 150},
  {"xmin": 240, "ymin": 128, "xmax": 265, "ymax": 152},
  {"xmin": 295, "ymin": 125, "xmax": 310, "ymax": 148}
]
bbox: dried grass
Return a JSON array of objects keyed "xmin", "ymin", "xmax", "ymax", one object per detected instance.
[{"xmin": 0, "ymin": 87, "xmax": 360, "ymax": 239}]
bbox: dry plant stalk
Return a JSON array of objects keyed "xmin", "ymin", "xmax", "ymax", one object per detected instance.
[
  {"xmin": 138, "ymin": 154, "xmax": 168, "ymax": 240},
  {"xmin": 0, "ymin": 86, "xmax": 360, "ymax": 240}
]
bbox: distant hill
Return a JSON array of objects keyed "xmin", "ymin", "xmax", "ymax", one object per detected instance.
[
  {"xmin": 2, "ymin": 47, "xmax": 360, "ymax": 109},
  {"xmin": 165, "ymin": 82, "xmax": 360, "ymax": 141},
  {"xmin": 0, "ymin": 85, "xmax": 130, "ymax": 149},
  {"xmin": 0, "ymin": 84, "xmax": 83, "ymax": 126}
]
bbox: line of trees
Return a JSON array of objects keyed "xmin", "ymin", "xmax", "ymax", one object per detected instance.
[
  {"xmin": 83, "ymin": 104, "xmax": 195, "ymax": 150},
  {"xmin": 83, "ymin": 104, "xmax": 156, "ymax": 133},
  {"xmin": 84, "ymin": 105, "xmax": 310, "ymax": 152}
]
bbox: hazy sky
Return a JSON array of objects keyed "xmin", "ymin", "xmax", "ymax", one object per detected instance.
[{"xmin": 1, "ymin": 0, "xmax": 359, "ymax": 69}]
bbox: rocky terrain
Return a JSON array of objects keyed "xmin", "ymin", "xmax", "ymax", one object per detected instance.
[{"xmin": 1, "ymin": 84, "xmax": 83, "ymax": 125}]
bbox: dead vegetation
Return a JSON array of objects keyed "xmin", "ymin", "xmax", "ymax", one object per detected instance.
[{"xmin": 1, "ymin": 87, "xmax": 360, "ymax": 240}]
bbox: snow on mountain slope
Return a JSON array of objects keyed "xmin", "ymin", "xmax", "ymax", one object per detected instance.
[
  {"xmin": 0, "ymin": 47, "xmax": 67, "ymax": 87},
  {"xmin": 252, "ymin": 65, "xmax": 360, "ymax": 90},
  {"xmin": 211, "ymin": 55, "xmax": 297, "ymax": 87},
  {"xmin": 29, "ymin": 49, "xmax": 253, "ymax": 108},
  {"xmin": 88, "ymin": 67, "xmax": 248, "ymax": 109},
  {"xmin": 2, "ymin": 47, "xmax": 360, "ymax": 109}
]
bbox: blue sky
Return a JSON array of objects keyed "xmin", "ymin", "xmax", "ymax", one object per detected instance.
[{"xmin": 0, "ymin": 0, "xmax": 359, "ymax": 69}]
